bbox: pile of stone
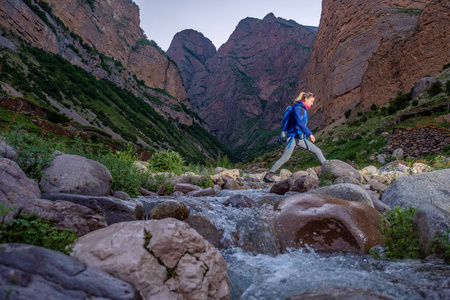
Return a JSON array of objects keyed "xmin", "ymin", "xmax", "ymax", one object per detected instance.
[{"xmin": 387, "ymin": 125, "xmax": 450, "ymax": 157}]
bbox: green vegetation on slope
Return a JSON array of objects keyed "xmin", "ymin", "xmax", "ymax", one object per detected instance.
[{"xmin": 0, "ymin": 46, "xmax": 232, "ymax": 164}]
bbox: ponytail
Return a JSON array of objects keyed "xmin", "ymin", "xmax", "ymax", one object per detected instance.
[{"xmin": 294, "ymin": 92, "xmax": 314, "ymax": 103}]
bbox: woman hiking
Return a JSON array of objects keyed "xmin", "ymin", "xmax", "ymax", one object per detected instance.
[{"xmin": 263, "ymin": 91, "xmax": 326, "ymax": 183}]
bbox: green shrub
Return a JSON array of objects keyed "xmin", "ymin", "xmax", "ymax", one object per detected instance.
[
  {"xmin": 193, "ymin": 175, "xmax": 214, "ymax": 189},
  {"xmin": 445, "ymin": 80, "xmax": 450, "ymax": 96},
  {"xmin": 143, "ymin": 174, "xmax": 174, "ymax": 195},
  {"xmin": 47, "ymin": 109, "xmax": 71, "ymax": 124},
  {"xmin": 344, "ymin": 109, "xmax": 352, "ymax": 119},
  {"xmin": 387, "ymin": 92, "xmax": 412, "ymax": 114},
  {"xmin": 431, "ymin": 229, "xmax": 450, "ymax": 264},
  {"xmin": 380, "ymin": 206, "xmax": 421, "ymax": 259},
  {"xmin": 217, "ymin": 152, "xmax": 232, "ymax": 169},
  {"xmin": 98, "ymin": 153, "xmax": 146, "ymax": 197},
  {"xmin": 149, "ymin": 150, "xmax": 185, "ymax": 174},
  {"xmin": 0, "ymin": 204, "xmax": 78, "ymax": 255},
  {"xmin": 2, "ymin": 126, "xmax": 54, "ymax": 180},
  {"xmin": 428, "ymin": 81, "xmax": 443, "ymax": 96},
  {"xmin": 370, "ymin": 103, "xmax": 378, "ymax": 111}
]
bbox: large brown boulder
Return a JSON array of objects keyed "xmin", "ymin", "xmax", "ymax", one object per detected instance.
[
  {"xmin": 0, "ymin": 158, "xmax": 41, "ymax": 222},
  {"xmin": 40, "ymin": 154, "xmax": 112, "ymax": 196},
  {"xmin": 72, "ymin": 218, "xmax": 230, "ymax": 300},
  {"xmin": 274, "ymin": 193, "xmax": 384, "ymax": 254}
]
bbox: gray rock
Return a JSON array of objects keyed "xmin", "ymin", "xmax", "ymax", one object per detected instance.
[
  {"xmin": 148, "ymin": 200, "xmax": 189, "ymax": 220},
  {"xmin": 380, "ymin": 160, "xmax": 409, "ymax": 173},
  {"xmin": 21, "ymin": 199, "xmax": 107, "ymax": 236},
  {"xmin": 222, "ymin": 178, "xmax": 243, "ymax": 190},
  {"xmin": 40, "ymin": 154, "xmax": 112, "ymax": 196},
  {"xmin": 365, "ymin": 190, "xmax": 391, "ymax": 216},
  {"xmin": 290, "ymin": 175, "xmax": 320, "ymax": 193},
  {"xmin": 0, "ymin": 139, "xmax": 18, "ymax": 160},
  {"xmin": 413, "ymin": 203, "xmax": 450, "ymax": 256},
  {"xmin": 367, "ymin": 179, "xmax": 389, "ymax": 194},
  {"xmin": 72, "ymin": 219, "xmax": 230, "ymax": 300},
  {"xmin": 381, "ymin": 169, "xmax": 450, "ymax": 211},
  {"xmin": 40, "ymin": 193, "xmax": 140, "ymax": 224},
  {"xmin": 377, "ymin": 154, "xmax": 386, "ymax": 164},
  {"xmin": 111, "ymin": 190, "xmax": 131, "ymax": 200},
  {"xmin": 333, "ymin": 176, "xmax": 361, "ymax": 185},
  {"xmin": 185, "ymin": 215, "xmax": 224, "ymax": 249},
  {"xmin": 320, "ymin": 159, "xmax": 363, "ymax": 182},
  {"xmin": 306, "ymin": 183, "xmax": 374, "ymax": 207},
  {"xmin": 0, "ymin": 243, "xmax": 138, "ymax": 300},
  {"xmin": 173, "ymin": 183, "xmax": 201, "ymax": 194},
  {"xmin": 169, "ymin": 175, "xmax": 194, "ymax": 185},
  {"xmin": 0, "ymin": 158, "xmax": 41, "ymax": 222},
  {"xmin": 188, "ymin": 187, "xmax": 216, "ymax": 197},
  {"xmin": 392, "ymin": 148, "xmax": 404, "ymax": 160},
  {"xmin": 411, "ymin": 77, "xmax": 436, "ymax": 99},
  {"xmin": 223, "ymin": 194, "xmax": 258, "ymax": 208},
  {"xmin": 269, "ymin": 178, "xmax": 295, "ymax": 195}
]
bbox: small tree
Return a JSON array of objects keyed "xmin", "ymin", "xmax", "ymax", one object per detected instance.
[
  {"xmin": 445, "ymin": 80, "xmax": 450, "ymax": 96},
  {"xmin": 428, "ymin": 81, "xmax": 443, "ymax": 96},
  {"xmin": 344, "ymin": 109, "xmax": 352, "ymax": 119}
]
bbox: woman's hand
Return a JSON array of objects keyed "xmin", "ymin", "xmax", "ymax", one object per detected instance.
[{"xmin": 310, "ymin": 134, "xmax": 316, "ymax": 143}]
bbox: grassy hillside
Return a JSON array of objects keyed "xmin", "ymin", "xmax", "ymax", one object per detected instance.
[{"xmin": 0, "ymin": 45, "xmax": 233, "ymax": 164}]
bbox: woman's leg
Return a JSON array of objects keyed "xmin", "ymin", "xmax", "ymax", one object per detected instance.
[
  {"xmin": 296, "ymin": 138, "xmax": 327, "ymax": 164},
  {"xmin": 269, "ymin": 137, "xmax": 298, "ymax": 173}
]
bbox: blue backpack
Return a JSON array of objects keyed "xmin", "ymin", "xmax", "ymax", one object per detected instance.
[{"xmin": 278, "ymin": 105, "xmax": 308, "ymax": 148}]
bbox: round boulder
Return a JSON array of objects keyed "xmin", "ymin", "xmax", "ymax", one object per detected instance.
[
  {"xmin": 305, "ymin": 183, "xmax": 374, "ymax": 207},
  {"xmin": 72, "ymin": 218, "xmax": 230, "ymax": 300},
  {"xmin": 274, "ymin": 193, "xmax": 384, "ymax": 253},
  {"xmin": 320, "ymin": 160, "xmax": 363, "ymax": 183},
  {"xmin": 223, "ymin": 194, "xmax": 258, "ymax": 208},
  {"xmin": 40, "ymin": 154, "xmax": 112, "ymax": 196}
]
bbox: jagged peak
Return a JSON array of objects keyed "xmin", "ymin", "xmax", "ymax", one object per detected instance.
[{"xmin": 263, "ymin": 12, "xmax": 276, "ymax": 21}]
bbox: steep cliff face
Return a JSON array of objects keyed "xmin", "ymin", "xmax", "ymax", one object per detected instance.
[
  {"xmin": 166, "ymin": 30, "xmax": 216, "ymax": 92},
  {"xmin": 168, "ymin": 13, "xmax": 316, "ymax": 152},
  {"xmin": 0, "ymin": 0, "xmax": 186, "ymax": 101},
  {"xmin": 361, "ymin": 0, "xmax": 450, "ymax": 110},
  {"xmin": 300, "ymin": 0, "xmax": 449, "ymax": 130}
]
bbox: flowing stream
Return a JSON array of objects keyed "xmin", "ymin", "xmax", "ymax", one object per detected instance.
[{"xmin": 139, "ymin": 189, "xmax": 450, "ymax": 300}]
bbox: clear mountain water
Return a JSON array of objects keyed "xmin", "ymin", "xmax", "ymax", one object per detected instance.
[{"xmin": 140, "ymin": 189, "xmax": 450, "ymax": 300}]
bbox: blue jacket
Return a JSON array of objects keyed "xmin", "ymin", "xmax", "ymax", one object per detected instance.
[{"xmin": 287, "ymin": 101, "xmax": 312, "ymax": 138}]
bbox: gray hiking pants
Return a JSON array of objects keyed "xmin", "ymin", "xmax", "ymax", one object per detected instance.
[{"xmin": 269, "ymin": 137, "xmax": 326, "ymax": 173}]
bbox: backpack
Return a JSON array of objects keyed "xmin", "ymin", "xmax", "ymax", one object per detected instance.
[
  {"xmin": 278, "ymin": 105, "xmax": 309, "ymax": 145},
  {"xmin": 278, "ymin": 106, "xmax": 294, "ymax": 143}
]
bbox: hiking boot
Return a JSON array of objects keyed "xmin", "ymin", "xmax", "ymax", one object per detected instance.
[{"xmin": 263, "ymin": 172, "xmax": 276, "ymax": 183}]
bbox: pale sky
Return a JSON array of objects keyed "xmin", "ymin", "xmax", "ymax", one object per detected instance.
[{"xmin": 133, "ymin": 0, "xmax": 322, "ymax": 51}]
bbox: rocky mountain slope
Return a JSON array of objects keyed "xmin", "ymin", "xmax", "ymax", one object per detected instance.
[
  {"xmin": 0, "ymin": 0, "xmax": 230, "ymax": 162},
  {"xmin": 167, "ymin": 13, "xmax": 317, "ymax": 157},
  {"xmin": 300, "ymin": 0, "xmax": 450, "ymax": 130}
]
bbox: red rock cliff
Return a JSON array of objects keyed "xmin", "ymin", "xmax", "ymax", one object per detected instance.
[{"xmin": 300, "ymin": 0, "xmax": 449, "ymax": 130}]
